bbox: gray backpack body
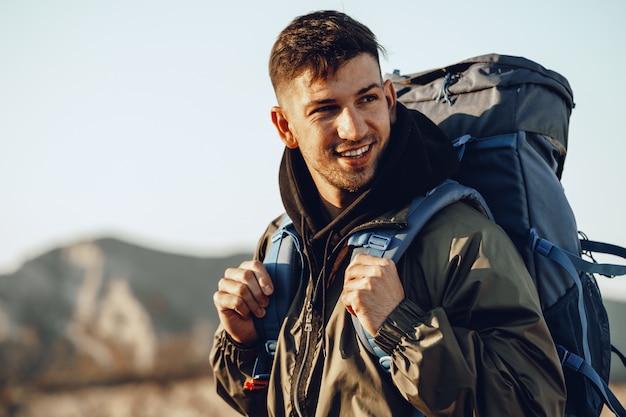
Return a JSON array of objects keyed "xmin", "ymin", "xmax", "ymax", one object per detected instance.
[{"xmin": 388, "ymin": 53, "xmax": 626, "ymax": 416}]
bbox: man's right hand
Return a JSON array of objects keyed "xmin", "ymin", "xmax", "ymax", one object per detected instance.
[{"xmin": 213, "ymin": 260, "xmax": 274, "ymax": 345}]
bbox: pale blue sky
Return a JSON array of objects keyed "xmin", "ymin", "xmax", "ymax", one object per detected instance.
[{"xmin": 1, "ymin": 0, "xmax": 625, "ymax": 297}]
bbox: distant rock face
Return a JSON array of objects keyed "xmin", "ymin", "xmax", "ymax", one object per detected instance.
[{"xmin": 0, "ymin": 237, "xmax": 251, "ymax": 391}]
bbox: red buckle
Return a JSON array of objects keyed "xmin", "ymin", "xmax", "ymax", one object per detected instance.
[{"xmin": 244, "ymin": 378, "xmax": 269, "ymax": 391}]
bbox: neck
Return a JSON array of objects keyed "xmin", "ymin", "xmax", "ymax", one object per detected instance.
[
  {"xmin": 320, "ymin": 198, "xmax": 344, "ymax": 219},
  {"xmin": 318, "ymin": 188, "xmax": 361, "ymax": 220}
]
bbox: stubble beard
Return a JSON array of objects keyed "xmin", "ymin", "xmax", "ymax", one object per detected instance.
[
  {"xmin": 322, "ymin": 163, "xmax": 374, "ymax": 194},
  {"xmin": 323, "ymin": 137, "xmax": 379, "ymax": 193}
]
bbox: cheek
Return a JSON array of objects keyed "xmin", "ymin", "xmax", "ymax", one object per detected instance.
[
  {"xmin": 302, "ymin": 124, "xmax": 335, "ymax": 149},
  {"xmin": 375, "ymin": 116, "xmax": 392, "ymax": 144}
]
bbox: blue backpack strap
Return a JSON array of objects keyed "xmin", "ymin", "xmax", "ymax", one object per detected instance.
[
  {"xmin": 530, "ymin": 229, "xmax": 626, "ymax": 416},
  {"xmin": 349, "ymin": 179, "xmax": 492, "ymax": 262},
  {"xmin": 558, "ymin": 345, "xmax": 626, "ymax": 417},
  {"xmin": 249, "ymin": 214, "xmax": 304, "ymax": 387},
  {"xmin": 260, "ymin": 215, "xmax": 303, "ymax": 339},
  {"xmin": 529, "ymin": 228, "xmax": 593, "ymax": 363},
  {"xmin": 579, "ymin": 238, "xmax": 626, "ymax": 277},
  {"xmin": 348, "ymin": 180, "xmax": 491, "ymax": 369},
  {"xmin": 529, "ymin": 229, "xmax": 626, "ymax": 361},
  {"xmin": 531, "ymin": 230, "xmax": 626, "ymax": 278}
]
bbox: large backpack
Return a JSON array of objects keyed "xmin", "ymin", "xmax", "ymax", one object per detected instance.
[{"xmin": 252, "ymin": 54, "xmax": 626, "ymax": 416}]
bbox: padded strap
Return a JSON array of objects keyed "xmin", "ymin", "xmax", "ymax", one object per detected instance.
[
  {"xmin": 256, "ymin": 216, "xmax": 295, "ymax": 340},
  {"xmin": 349, "ymin": 180, "xmax": 492, "ymax": 262},
  {"xmin": 347, "ymin": 180, "xmax": 489, "ymax": 416},
  {"xmin": 350, "ymin": 180, "xmax": 492, "ymax": 367},
  {"xmin": 262, "ymin": 217, "xmax": 303, "ymax": 338},
  {"xmin": 249, "ymin": 215, "xmax": 303, "ymax": 386}
]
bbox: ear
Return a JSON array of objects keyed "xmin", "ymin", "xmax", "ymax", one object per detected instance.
[
  {"xmin": 271, "ymin": 106, "xmax": 298, "ymax": 149},
  {"xmin": 384, "ymin": 79, "xmax": 398, "ymax": 124}
]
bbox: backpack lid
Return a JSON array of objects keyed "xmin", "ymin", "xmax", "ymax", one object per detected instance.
[
  {"xmin": 391, "ymin": 53, "xmax": 574, "ymax": 109},
  {"xmin": 387, "ymin": 53, "xmax": 575, "ymax": 150}
]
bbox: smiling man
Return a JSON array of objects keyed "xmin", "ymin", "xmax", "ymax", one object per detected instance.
[
  {"xmin": 210, "ymin": 10, "xmax": 566, "ymax": 417},
  {"xmin": 271, "ymin": 53, "xmax": 395, "ymax": 211}
]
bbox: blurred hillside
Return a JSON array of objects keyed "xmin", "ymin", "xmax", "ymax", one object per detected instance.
[
  {"xmin": 0, "ymin": 237, "xmax": 249, "ymax": 416},
  {"xmin": 0, "ymin": 237, "xmax": 625, "ymax": 416}
]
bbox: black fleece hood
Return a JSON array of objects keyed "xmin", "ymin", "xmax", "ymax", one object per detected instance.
[{"xmin": 278, "ymin": 103, "xmax": 458, "ymax": 248}]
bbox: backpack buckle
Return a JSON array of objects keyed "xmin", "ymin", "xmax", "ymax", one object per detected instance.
[
  {"xmin": 365, "ymin": 233, "xmax": 392, "ymax": 251},
  {"xmin": 251, "ymin": 339, "xmax": 278, "ymax": 383},
  {"xmin": 265, "ymin": 339, "xmax": 277, "ymax": 356}
]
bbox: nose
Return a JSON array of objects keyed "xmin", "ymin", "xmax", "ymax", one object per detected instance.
[{"xmin": 336, "ymin": 107, "xmax": 368, "ymax": 141}]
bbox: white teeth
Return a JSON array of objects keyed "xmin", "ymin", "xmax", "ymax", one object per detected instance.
[{"xmin": 340, "ymin": 144, "xmax": 370, "ymax": 157}]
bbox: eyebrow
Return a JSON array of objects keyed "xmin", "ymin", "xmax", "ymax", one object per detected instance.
[{"xmin": 357, "ymin": 82, "xmax": 380, "ymax": 95}]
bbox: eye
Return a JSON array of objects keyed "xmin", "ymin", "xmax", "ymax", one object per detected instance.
[
  {"xmin": 361, "ymin": 94, "xmax": 378, "ymax": 104},
  {"xmin": 311, "ymin": 104, "xmax": 338, "ymax": 115}
]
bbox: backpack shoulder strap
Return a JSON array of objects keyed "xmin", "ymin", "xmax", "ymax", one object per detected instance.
[
  {"xmin": 348, "ymin": 180, "xmax": 491, "ymax": 364},
  {"xmin": 248, "ymin": 181, "xmax": 492, "ymax": 392},
  {"xmin": 348, "ymin": 179, "xmax": 491, "ymax": 261},
  {"xmin": 260, "ymin": 215, "xmax": 303, "ymax": 340},
  {"xmin": 248, "ymin": 214, "xmax": 304, "ymax": 389},
  {"xmin": 348, "ymin": 180, "xmax": 490, "ymax": 417}
]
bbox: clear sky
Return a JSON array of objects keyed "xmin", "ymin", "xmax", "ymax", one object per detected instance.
[{"xmin": 1, "ymin": 0, "xmax": 625, "ymax": 297}]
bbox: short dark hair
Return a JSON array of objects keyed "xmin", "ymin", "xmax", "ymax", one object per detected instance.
[{"xmin": 269, "ymin": 10, "xmax": 386, "ymax": 96}]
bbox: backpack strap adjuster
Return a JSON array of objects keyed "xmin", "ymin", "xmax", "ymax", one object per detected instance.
[
  {"xmin": 249, "ymin": 339, "xmax": 278, "ymax": 386},
  {"xmin": 265, "ymin": 339, "xmax": 277, "ymax": 357},
  {"xmin": 365, "ymin": 233, "xmax": 392, "ymax": 252}
]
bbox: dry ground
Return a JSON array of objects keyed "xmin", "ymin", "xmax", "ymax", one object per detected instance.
[
  {"xmin": 3, "ymin": 379, "xmax": 625, "ymax": 417},
  {"xmin": 1, "ymin": 376, "xmax": 240, "ymax": 417},
  {"xmin": 601, "ymin": 384, "xmax": 626, "ymax": 417}
]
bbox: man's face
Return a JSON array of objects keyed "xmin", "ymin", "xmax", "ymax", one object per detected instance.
[{"xmin": 272, "ymin": 53, "xmax": 397, "ymax": 207}]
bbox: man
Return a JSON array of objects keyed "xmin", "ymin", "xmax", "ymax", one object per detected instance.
[{"xmin": 211, "ymin": 10, "xmax": 566, "ymax": 417}]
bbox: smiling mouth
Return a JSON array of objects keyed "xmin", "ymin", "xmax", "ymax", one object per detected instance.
[{"xmin": 338, "ymin": 144, "xmax": 371, "ymax": 158}]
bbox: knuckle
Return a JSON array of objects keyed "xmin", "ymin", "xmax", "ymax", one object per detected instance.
[
  {"xmin": 233, "ymin": 297, "xmax": 250, "ymax": 316},
  {"xmin": 233, "ymin": 283, "xmax": 248, "ymax": 298},
  {"xmin": 217, "ymin": 278, "xmax": 228, "ymax": 291},
  {"xmin": 212, "ymin": 290, "xmax": 222, "ymax": 305}
]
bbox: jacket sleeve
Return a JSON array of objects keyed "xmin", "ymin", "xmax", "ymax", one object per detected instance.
[
  {"xmin": 209, "ymin": 220, "xmax": 282, "ymax": 417},
  {"xmin": 373, "ymin": 203, "xmax": 566, "ymax": 417},
  {"xmin": 210, "ymin": 328, "xmax": 269, "ymax": 417}
]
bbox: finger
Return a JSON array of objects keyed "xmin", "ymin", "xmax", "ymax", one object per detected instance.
[
  {"xmin": 346, "ymin": 254, "xmax": 397, "ymax": 282},
  {"xmin": 213, "ymin": 290, "xmax": 259, "ymax": 345},
  {"xmin": 341, "ymin": 291, "xmax": 356, "ymax": 316},
  {"xmin": 213, "ymin": 289, "xmax": 256, "ymax": 319},
  {"xmin": 218, "ymin": 276, "xmax": 267, "ymax": 317},
  {"xmin": 349, "ymin": 253, "xmax": 393, "ymax": 267},
  {"xmin": 344, "ymin": 262, "xmax": 382, "ymax": 284},
  {"xmin": 224, "ymin": 264, "xmax": 271, "ymax": 307},
  {"xmin": 239, "ymin": 260, "xmax": 274, "ymax": 296}
]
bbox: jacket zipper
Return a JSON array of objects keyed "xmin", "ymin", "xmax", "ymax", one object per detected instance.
[
  {"xmin": 290, "ymin": 224, "xmax": 396, "ymax": 417},
  {"xmin": 293, "ymin": 301, "xmax": 313, "ymax": 417}
]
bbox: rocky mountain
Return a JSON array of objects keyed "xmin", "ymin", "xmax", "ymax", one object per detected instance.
[
  {"xmin": 0, "ymin": 237, "xmax": 250, "ymax": 416},
  {"xmin": 1, "ymin": 236, "xmax": 625, "ymax": 416}
]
